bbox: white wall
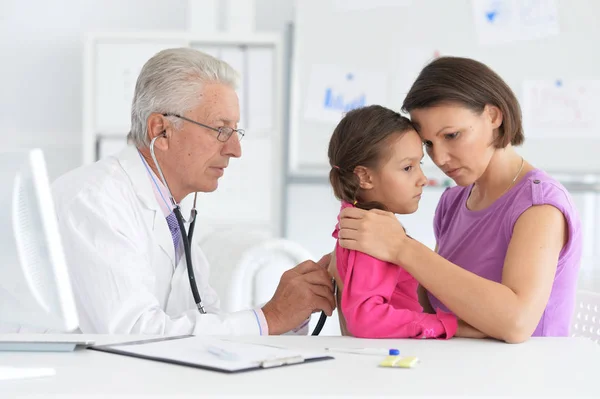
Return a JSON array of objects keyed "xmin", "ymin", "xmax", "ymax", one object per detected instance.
[
  {"xmin": 254, "ymin": 0, "xmax": 294, "ymax": 32},
  {"xmin": 0, "ymin": 0, "xmax": 187, "ymax": 180},
  {"xmin": 0, "ymin": 0, "xmax": 294, "ymax": 180}
]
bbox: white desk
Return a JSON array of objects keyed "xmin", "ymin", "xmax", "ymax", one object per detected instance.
[{"xmin": 2, "ymin": 334, "xmax": 600, "ymax": 398}]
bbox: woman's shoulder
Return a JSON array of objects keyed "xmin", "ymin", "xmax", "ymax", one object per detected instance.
[
  {"xmin": 512, "ymin": 169, "xmax": 577, "ymax": 211},
  {"xmin": 507, "ymin": 169, "xmax": 581, "ymax": 237},
  {"xmin": 506, "ymin": 169, "xmax": 582, "ymax": 265}
]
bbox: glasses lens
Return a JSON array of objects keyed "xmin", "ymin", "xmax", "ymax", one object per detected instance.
[
  {"xmin": 218, "ymin": 128, "xmax": 245, "ymax": 142},
  {"xmin": 217, "ymin": 127, "xmax": 233, "ymax": 142}
]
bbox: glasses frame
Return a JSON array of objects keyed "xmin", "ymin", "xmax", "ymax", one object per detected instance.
[{"xmin": 162, "ymin": 113, "xmax": 245, "ymax": 142}]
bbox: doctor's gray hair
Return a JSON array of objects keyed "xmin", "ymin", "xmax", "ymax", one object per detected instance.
[{"xmin": 128, "ymin": 48, "xmax": 239, "ymax": 147}]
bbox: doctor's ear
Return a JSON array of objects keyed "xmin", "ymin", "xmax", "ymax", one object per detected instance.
[{"xmin": 147, "ymin": 113, "xmax": 170, "ymax": 150}]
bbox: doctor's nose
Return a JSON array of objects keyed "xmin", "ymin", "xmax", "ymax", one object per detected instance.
[{"xmin": 222, "ymin": 133, "xmax": 242, "ymax": 158}]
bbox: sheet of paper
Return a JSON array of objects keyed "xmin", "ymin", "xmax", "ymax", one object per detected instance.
[
  {"xmin": 471, "ymin": 0, "xmax": 559, "ymax": 45},
  {"xmin": 110, "ymin": 336, "xmax": 325, "ymax": 372},
  {"xmin": 303, "ymin": 64, "xmax": 388, "ymax": 124},
  {"xmin": 522, "ymin": 79, "xmax": 600, "ymax": 138},
  {"xmin": 333, "ymin": 0, "xmax": 412, "ymax": 11},
  {"xmin": 0, "ymin": 367, "xmax": 55, "ymax": 381}
]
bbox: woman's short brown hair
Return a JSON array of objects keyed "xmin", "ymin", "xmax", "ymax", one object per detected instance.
[{"xmin": 402, "ymin": 56, "xmax": 524, "ymax": 148}]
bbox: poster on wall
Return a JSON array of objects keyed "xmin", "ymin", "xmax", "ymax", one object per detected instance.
[
  {"xmin": 303, "ymin": 64, "xmax": 388, "ymax": 124},
  {"xmin": 522, "ymin": 79, "xmax": 600, "ymax": 138},
  {"xmin": 471, "ymin": 0, "xmax": 560, "ymax": 45},
  {"xmin": 333, "ymin": 0, "xmax": 412, "ymax": 12}
]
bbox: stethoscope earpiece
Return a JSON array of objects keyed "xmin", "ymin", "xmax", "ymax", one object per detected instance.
[
  {"xmin": 145, "ymin": 137, "xmax": 204, "ymax": 314},
  {"xmin": 148, "ymin": 135, "xmax": 197, "ymax": 223}
]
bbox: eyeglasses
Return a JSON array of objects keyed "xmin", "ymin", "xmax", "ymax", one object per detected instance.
[{"xmin": 162, "ymin": 113, "xmax": 245, "ymax": 142}]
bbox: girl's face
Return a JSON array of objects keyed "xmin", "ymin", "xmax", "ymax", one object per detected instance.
[
  {"xmin": 409, "ymin": 103, "xmax": 501, "ymax": 187},
  {"xmin": 358, "ymin": 129, "xmax": 427, "ymax": 214}
]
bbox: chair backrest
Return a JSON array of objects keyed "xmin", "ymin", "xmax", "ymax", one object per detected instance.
[
  {"xmin": 199, "ymin": 228, "xmax": 314, "ymax": 312},
  {"xmin": 571, "ymin": 290, "xmax": 600, "ymax": 343}
]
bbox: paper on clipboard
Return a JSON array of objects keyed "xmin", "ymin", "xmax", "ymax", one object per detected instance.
[{"xmin": 90, "ymin": 336, "xmax": 332, "ymax": 373}]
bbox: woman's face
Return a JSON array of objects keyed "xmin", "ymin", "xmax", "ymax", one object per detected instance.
[{"xmin": 409, "ymin": 103, "xmax": 502, "ymax": 186}]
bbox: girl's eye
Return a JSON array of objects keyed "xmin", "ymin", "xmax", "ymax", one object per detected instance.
[
  {"xmin": 404, "ymin": 166, "xmax": 413, "ymax": 172},
  {"xmin": 445, "ymin": 132, "xmax": 460, "ymax": 140}
]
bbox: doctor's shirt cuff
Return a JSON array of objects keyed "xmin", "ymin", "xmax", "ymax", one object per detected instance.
[{"xmin": 253, "ymin": 308, "xmax": 269, "ymax": 336}]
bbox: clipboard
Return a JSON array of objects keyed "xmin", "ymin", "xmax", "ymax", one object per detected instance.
[{"xmin": 89, "ymin": 335, "xmax": 333, "ymax": 373}]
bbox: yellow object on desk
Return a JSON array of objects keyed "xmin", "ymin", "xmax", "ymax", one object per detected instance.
[{"xmin": 379, "ymin": 349, "xmax": 419, "ymax": 368}]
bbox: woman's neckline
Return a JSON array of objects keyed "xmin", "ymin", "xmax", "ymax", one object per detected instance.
[{"xmin": 462, "ymin": 169, "xmax": 541, "ymax": 215}]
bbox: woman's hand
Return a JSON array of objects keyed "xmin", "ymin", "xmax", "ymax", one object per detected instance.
[
  {"xmin": 456, "ymin": 320, "xmax": 487, "ymax": 339},
  {"xmin": 337, "ymin": 207, "xmax": 408, "ymax": 263}
]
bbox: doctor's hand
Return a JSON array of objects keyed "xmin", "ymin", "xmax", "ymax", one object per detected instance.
[
  {"xmin": 338, "ymin": 207, "xmax": 408, "ymax": 264},
  {"xmin": 262, "ymin": 254, "xmax": 335, "ymax": 335}
]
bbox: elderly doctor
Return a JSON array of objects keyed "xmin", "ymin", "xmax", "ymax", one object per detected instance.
[{"xmin": 52, "ymin": 48, "xmax": 335, "ymax": 335}]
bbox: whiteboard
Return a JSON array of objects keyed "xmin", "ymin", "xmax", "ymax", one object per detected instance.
[{"xmin": 289, "ymin": 0, "xmax": 600, "ymax": 176}]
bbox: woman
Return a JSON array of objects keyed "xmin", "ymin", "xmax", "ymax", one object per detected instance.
[{"xmin": 335, "ymin": 56, "xmax": 582, "ymax": 343}]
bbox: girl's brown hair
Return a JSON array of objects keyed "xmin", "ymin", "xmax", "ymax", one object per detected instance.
[
  {"xmin": 328, "ymin": 105, "xmax": 414, "ymax": 210},
  {"xmin": 402, "ymin": 56, "xmax": 524, "ymax": 148}
]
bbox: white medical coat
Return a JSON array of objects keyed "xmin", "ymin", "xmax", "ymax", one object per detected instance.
[{"xmin": 52, "ymin": 146, "xmax": 264, "ymax": 335}]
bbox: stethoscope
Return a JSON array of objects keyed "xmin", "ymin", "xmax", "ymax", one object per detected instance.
[
  {"xmin": 310, "ymin": 280, "xmax": 337, "ymax": 336},
  {"xmin": 146, "ymin": 132, "xmax": 335, "ymax": 332},
  {"xmin": 148, "ymin": 132, "xmax": 206, "ymax": 314}
]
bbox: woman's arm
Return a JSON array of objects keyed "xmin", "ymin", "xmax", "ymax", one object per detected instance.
[
  {"xmin": 338, "ymin": 205, "xmax": 567, "ymax": 343},
  {"xmin": 416, "ymin": 246, "xmax": 486, "ymax": 338},
  {"xmin": 456, "ymin": 320, "xmax": 488, "ymax": 339}
]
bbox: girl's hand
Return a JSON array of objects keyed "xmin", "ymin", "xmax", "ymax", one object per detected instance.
[{"xmin": 337, "ymin": 207, "xmax": 408, "ymax": 264}]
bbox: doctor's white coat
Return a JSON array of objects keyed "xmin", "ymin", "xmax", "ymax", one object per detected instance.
[{"xmin": 52, "ymin": 146, "xmax": 265, "ymax": 335}]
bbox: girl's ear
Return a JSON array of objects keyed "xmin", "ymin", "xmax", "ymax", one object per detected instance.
[{"xmin": 354, "ymin": 166, "xmax": 374, "ymax": 190}]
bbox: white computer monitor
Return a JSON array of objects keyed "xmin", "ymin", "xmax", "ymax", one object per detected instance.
[{"xmin": 0, "ymin": 149, "xmax": 78, "ymax": 332}]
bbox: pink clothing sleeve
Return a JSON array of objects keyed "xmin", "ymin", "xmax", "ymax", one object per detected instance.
[{"xmin": 339, "ymin": 248, "xmax": 457, "ymax": 339}]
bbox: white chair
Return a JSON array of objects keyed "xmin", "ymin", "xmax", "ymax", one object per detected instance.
[
  {"xmin": 571, "ymin": 290, "xmax": 600, "ymax": 343},
  {"xmin": 199, "ymin": 228, "xmax": 314, "ymax": 312}
]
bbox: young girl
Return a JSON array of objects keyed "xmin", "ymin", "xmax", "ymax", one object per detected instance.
[{"xmin": 328, "ymin": 105, "xmax": 457, "ymax": 339}]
